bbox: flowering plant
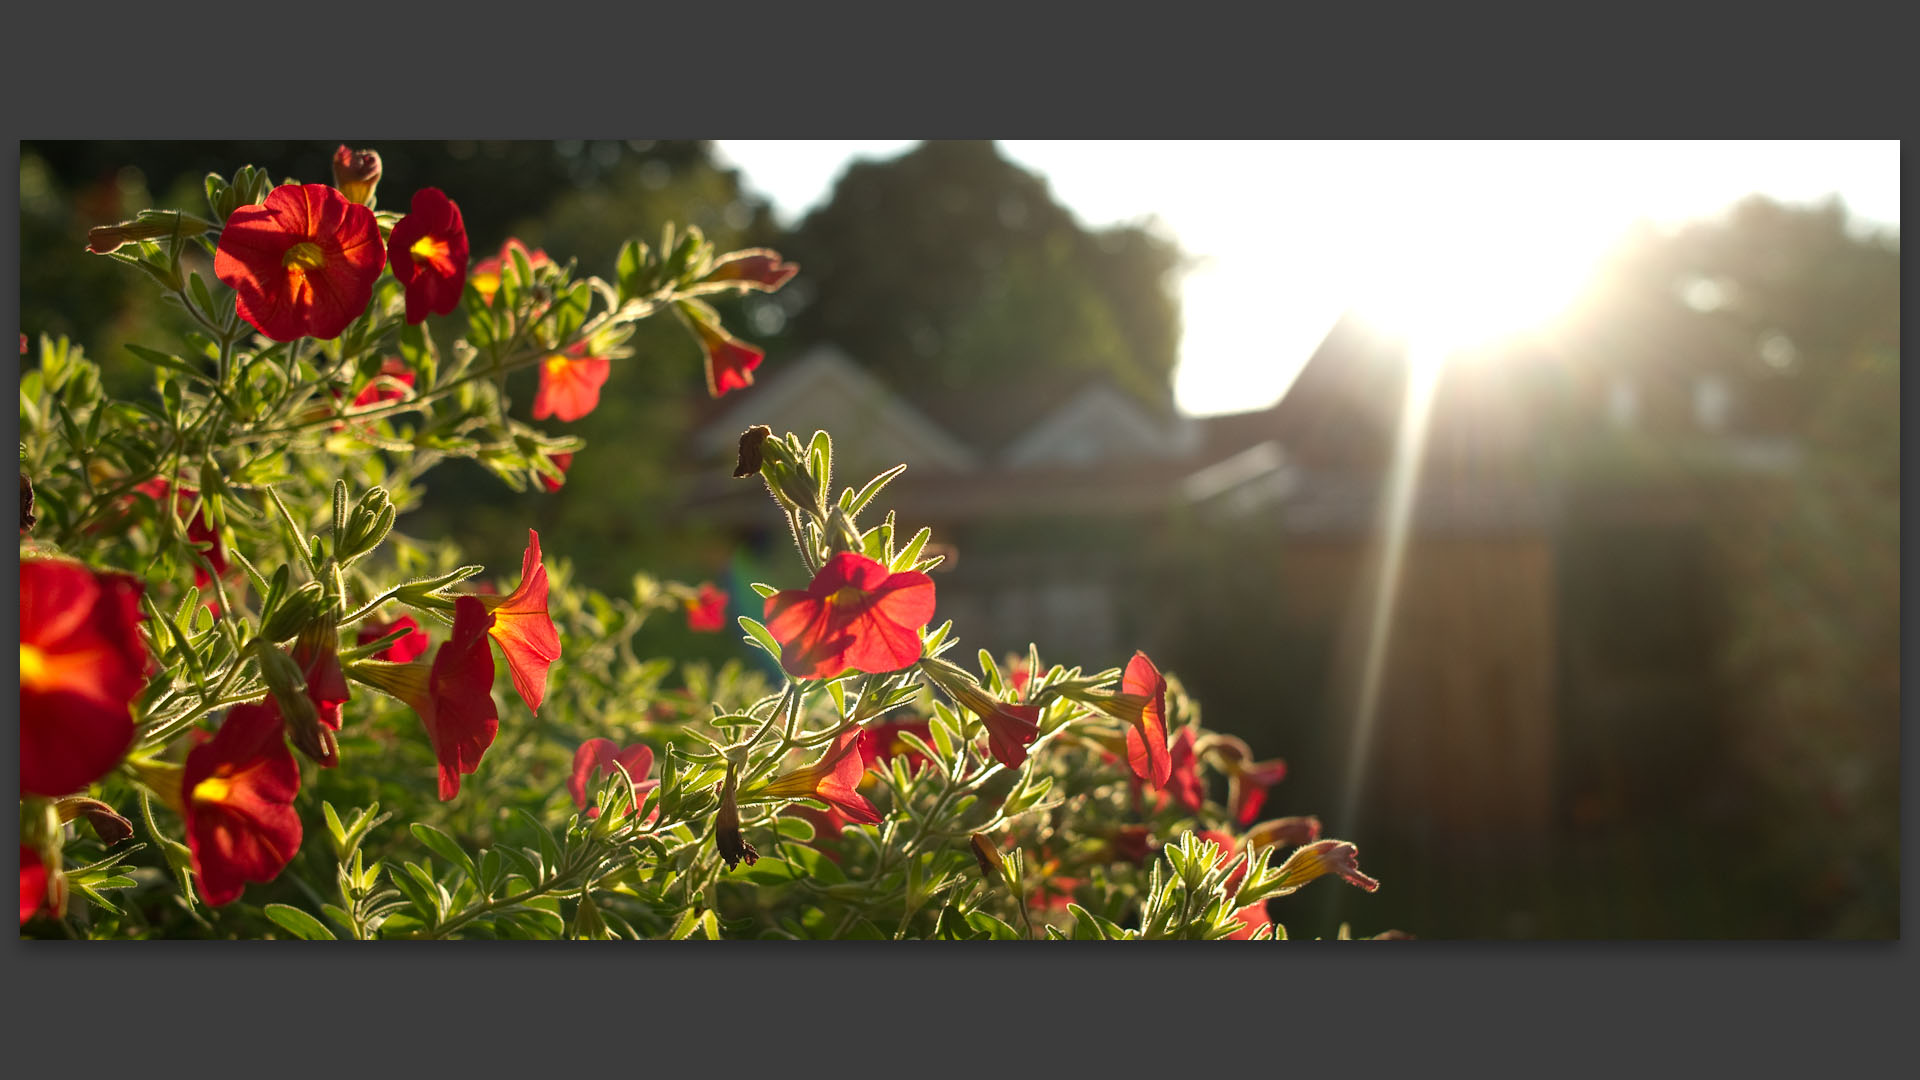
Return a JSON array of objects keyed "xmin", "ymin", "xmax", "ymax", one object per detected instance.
[{"xmin": 19, "ymin": 148, "xmax": 1393, "ymax": 940}]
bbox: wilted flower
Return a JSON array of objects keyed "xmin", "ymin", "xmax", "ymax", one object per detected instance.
[
  {"xmin": 214, "ymin": 183, "xmax": 384, "ymax": 341},
  {"xmin": 330, "ymin": 145, "xmax": 382, "ymax": 206},
  {"xmin": 20, "ymin": 558, "xmax": 150, "ymax": 797},
  {"xmin": 756, "ymin": 725, "xmax": 881, "ymax": 825},
  {"xmin": 568, "ymin": 738, "xmax": 658, "ymax": 821},
  {"xmin": 387, "ymin": 187, "xmax": 470, "ymax": 324},
  {"xmin": 56, "ymin": 795, "xmax": 136, "ymax": 846},
  {"xmin": 351, "ymin": 596, "xmax": 500, "ymax": 801},
  {"xmin": 715, "ymin": 761, "xmax": 757, "ymax": 869},
  {"xmin": 1242, "ymin": 815, "xmax": 1322, "ymax": 853},
  {"xmin": 764, "ymin": 552, "xmax": 935, "ymax": 681},
  {"xmin": 1268, "ymin": 840, "xmax": 1381, "ymax": 897},
  {"xmin": 532, "ymin": 342, "xmax": 611, "ymax": 423},
  {"xmin": 182, "ymin": 701, "xmax": 302, "ymax": 906},
  {"xmin": 356, "ymin": 614, "xmax": 428, "ymax": 664},
  {"xmin": 698, "ymin": 248, "xmax": 799, "ymax": 292},
  {"xmin": 686, "ymin": 582, "xmax": 728, "ymax": 633}
]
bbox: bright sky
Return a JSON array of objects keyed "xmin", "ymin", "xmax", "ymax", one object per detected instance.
[{"xmin": 711, "ymin": 141, "xmax": 1900, "ymax": 417}]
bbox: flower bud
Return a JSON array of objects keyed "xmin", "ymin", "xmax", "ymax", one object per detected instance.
[
  {"xmin": 86, "ymin": 210, "xmax": 214, "ymax": 254},
  {"xmin": 1269, "ymin": 840, "xmax": 1380, "ymax": 896},
  {"xmin": 260, "ymin": 581, "xmax": 327, "ymax": 643},
  {"xmin": 253, "ymin": 640, "xmax": 333, "ymax": 766},
  {"xmin": 55, "ymin": 796, "xmax": 135, "ymax": 845},
  {"xmin": 714, "ymin": 761, "xmax": 759, "ymax": 869},
  {"xmin": 331, "ymin": 146, "xmax": 382, "ymax": 207},
  {"xmin": 698, "ymin": 248, "xmax": 799, "ymax": 292}
]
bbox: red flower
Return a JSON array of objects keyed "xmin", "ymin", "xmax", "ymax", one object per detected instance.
[
  {"xmin": 214, "ymin": 183, "xmax": 384, "ymax": 342},
  {"xmin": 182, "ymin": 701, "xmax": 302, "ymax": 906},
  {"xmin": 539, "ymin": 452, "xmax": 574, "ymax": 493},
  {"xmin": 763, "ymin": 552, "xmax": 934, "ymax": 681},
  {"xmin": 686, "ymin": 582, "xmax": 728, "ymax": 633},
  {"xmin": 922, "ymin": 662, "xmax": 1043, "ymax": 772},
  {"xmin": 289, "ymin": 621, "xmax": 349, "ymax": 767},
  {"xmin": 350, "ymin": 357, "xmax": 415, "ymax": 409},
  {"xmin": 20, "ymin": 558, "xmax": 150, "ymax": 797},
  {"xmin": 859, "ymin": 718, "xmax": 934, "ymax": 775},
  {"xmin": 568, "ymin": 738, "xmax": 658, "ymax": 821},
  {"xmin": 330, "ymin": 145, "xmax": 382, "ymax": 206},
  {"xmin": 474, "ymin": 530, "xmax": 562, "ymax": 714},
  {"xmin": 1107, "ymin": 824, "xmax": 1155, "ymax": 865},
  {"xmin": 1119, "ymin": 652, "xmax": 1171, "ymax": 788},
  {"xmin": 678, "ymin": 301, "xmax": 763, "ymax": 398},
  {"xmin": 1232, "ymin": 757, "xmax": 1290, "ymax": 827},
  {"xmin": 356, "ymin": 614, "xmax": 428, "ymax": 664},
  {"xmin": 20, "ymin": 846, "xmax": 51, "ymax": 925},
  {"xmin": 757, "ymin": 726, "xmax": 881, "ymax": 825},
  {"xmin": 387, "ymin": 187, "xmax": 470, "ymax": 325},
  {"xmin": 1007, "ymin": 657, "xmax": 1033, "ymax": 702},
  {"xmin": 1165, "ymin": 726, "xmax": 1205, "ymax": 814},
  {"xmin": 699, "ymin": 248, "xmax": 799, "ymax": 292},
  {"xmin": 470, "ymin": 239, "xmax": 551, "ymax": 306},
  {"xmin": 532, "ymin": 343, "xmax": 611, "ymax": 423},
  {"xmin": 352, "ymin": 596, "xmax": 500, "ymax": 801}
]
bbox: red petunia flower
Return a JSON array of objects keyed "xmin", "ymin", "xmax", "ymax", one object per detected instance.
[
  {"xmin": 182, "ymin": 700, "xmax": 302, "ymax": 906},
  {"xmin": 1165, "ymin": 726, "xmax": 1205, "ymax": 814},
  {"xmin": 699, "ymin": 248, "xmax": 799, "ymax": 292},
  {"xmin": 859, "ymin": 718, "xmax": 934, "ymax": 776},
  {"xmin": 289, "ymin": 620, "xmax": 349, "ymax": 767},
  {"xmin": 350, "ymin": 357, "xmax": 415, "ymax": 409},
  {"xmin": 685, "ymin": 582, "xmax": 727, "ymax": 633},
  {"xmin": 387, "ymin": 187, "xmax": 470, "ymax": 325},
  {"xmin": 20, "ymin": 558, "xmax": 150, "ymax": 798},
  {"xmin": 532, "ymin": 343, "xmax": 611, "ymax": 423},
  {"xmin": 539, "ymin": 452, "xmax": 574, "ymax": 493},
  {"xmin": 922, "ymin": 662, "xmax": 1043, "ymax": 772},
  {"xmin": 757, "ymin": 725, "xmax": 881, "ymax": 825},
  {"xmin": 214, "ymin": 183, "xmax": 384, "ymax": 342},
  {"xmin": 568, "ymin": 738, "xmax": 658, "ymax": 821},
  {"xmin": 472, "ymin": 530, "xmax": 562, "ymax": 715},
  {"xmin": 677, "ymin": 301, "xmax": 763, "ymax": 398},
  {"xmin": 352, "ymin": 596, "xmax": 500, "ymax": 801},
  {"xmin": 1226, "ymin": 899, "xmax": 1276, "ymax": 940},
  {"xmin": 20, "ymin": 846, "xmax": 51, "ymax": 926},
  {"xmin": 470, "ymin": 239, "xmax": 552, "ymax": 306},
  {"xmin": 356, "ymin": 614, "xmax": 428, "ymax": 664},
  {"xmin": 1232, "ymin": 757, "xmax": 1290, "ymax": 827},
  {"xmin": 1119, "ymin": 652, "xmax": 1171, "ymax": 788},
  {"xmin": 1007, "ymin": 657, "xmax": 1033, "ymax": 702},
  {"xmin": 763, "ymin": 552, "xmax": 934, "ymax": 681}
]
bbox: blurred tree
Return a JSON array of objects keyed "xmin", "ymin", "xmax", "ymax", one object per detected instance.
[{"xmin": 782, "ymin": 140, "xmax": 1186, "ymax": 415}]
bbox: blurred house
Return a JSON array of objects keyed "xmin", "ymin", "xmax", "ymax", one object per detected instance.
[{"xmin": 679, "ymin": 312, "xmax": 1803, "ymax": 853}]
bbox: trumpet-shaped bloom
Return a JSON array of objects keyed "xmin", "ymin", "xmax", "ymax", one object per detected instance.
[
  {"xmin": 289, "ymin": 621, "xmax": 349, "ymax": 767},
  {"xmin": 922, "ymin": 662, "xmax": 1042, "ymax": 771},
  {"xmin": 1270, "ymin": 840, "xmax": 1381, "ymax": 896},
  {"xmin": 686, "ymin": 582, "xmax": 728, "ymax": 633},
  {"xmin": 763, "ymin": 552, "xmax": 935, "ymax": 680},
  {"xmin": 532, "ymin": 343, "xmax": 611, "ymax": 422},
  {"xmin": 182, "ymin": 701, "xmax": 302, "ymax": 906},
  {"xmin": 757, "ymin": 726, "xmax": 880, "ymax": 825},
  {"xmin": 470, "ymin": 239, "xmax": 551, "ymax": 305},
  {"xmin": 679, "ymin": 302, "xmax": 764, "ymax": 397},
  {"xmin": 353, "ymin": 596, "xmax": 500, "ymax": 801},
  {"xmin": 1243, "ymin": 815, "xmax": 1322, "ymax": 853},
  {"xmin": 1232, "ymin": 757, "xmax": 1290, "ymax": 826},
  {"xmin": 568, "ymin": 738, "xmax": 658, "ymax": 821},
  {"xmin": 475, "ymin": 530, "xmax": 562, "ymax": 714},
  {"xmin": 387, "ymin": 188, "xmax": 469, "ymax": 324},
  {"xmin": 1119, "ymin": 652, "xmax": 1171, "ymax": 788},
  {"xmin": 20, "ymin": 558, "xmax": 150, "ymax": 797},
  {"xmin": 357, "ymin": 614, "xmax": 428, "ymax": 664},
  {"xmin": 214, "ymin": 183, "xmax": 383, "ymax": 342}
]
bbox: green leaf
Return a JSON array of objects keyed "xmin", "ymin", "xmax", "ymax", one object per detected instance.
[
  {"xmin": 966, "ymin": 911, "xmax": 1022, "ymax": 940},
  {"xmin": 265, "ymin": 904, "xmax": 337, "ymax": 940},
  {"xmin": 410, "ymin": 823, "xmax": 478, "ymax": 881},
  {"xmin": 737, "ymin": 615, "xmax": 782, "ymax": 662},
  {"xmin": 844, "ymin": 463, "xmax": 908, "ymax": 521}
]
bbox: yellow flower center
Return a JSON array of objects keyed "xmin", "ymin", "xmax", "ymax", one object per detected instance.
[
  {"xmin": 544, "ymin": 355, "xmax": 571, "ymax": 378},
  {"xmin": 192, "ymin": 774, "xmax": 235, "ymax": 806},
  {"xmin": 20, "ymin": 643, "xmax": 50, "ymax": 689},
  {"xmin": 410, "ymin": 235, "xmax": 454, "ymax": 273},
  {"xmin": 283, "ymin": 242, "xmax": 327, "ymax": 271},
  {"xmin": 829, "ymin": 586, "xmax": 868, "ymax": 608}
]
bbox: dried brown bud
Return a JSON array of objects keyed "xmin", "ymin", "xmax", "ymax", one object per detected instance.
[
  {"xmin": 733, "ymin": 425, "xmax": 773, "ymax": 479},
  {"xmin": 715, "ymin": 762, "xmax": 759, "ymax": 868},
  {"xmin": 55, "ymin": 796, "xmax": 135, "ymax": 845}
]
